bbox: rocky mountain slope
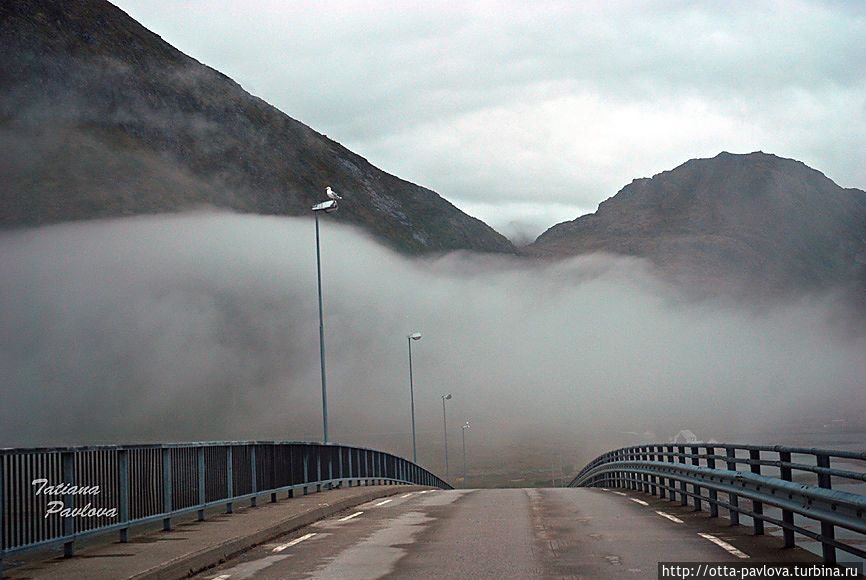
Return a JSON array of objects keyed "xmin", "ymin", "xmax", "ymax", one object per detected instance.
[
  {"xmin": 527, "ymin": 152, "xmax": 866, "ymax": 299},
  {"xmin": 0, "ymin": 0, "xmax": 514, "ymax": 254}
]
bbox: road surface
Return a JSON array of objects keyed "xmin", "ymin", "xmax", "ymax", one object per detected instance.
[{"xmin": 193, "ymin": 487, "xmax": 818, "ymax": 579}]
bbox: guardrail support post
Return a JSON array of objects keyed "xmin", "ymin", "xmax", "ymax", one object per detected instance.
[
  {"xmin": 62, "ymin": 451, "xmax": 75, "ymax": 557},
  {"xmin": 816, "ymin": 453, "xmax": 835, "ymax": 564},
  {"xmin": 250, "ymin": 446, "xmax": 257, "ymax": 507},
  {"xmin": 779, "ymin": 450, "xmax": 794, "ymax": 548},
  {"xmin": 162, "ymin": 447, "xmax": 172, "ymax": 531},
  {"xmin": 705, "ymin": 446, "xmax": 718, "ymax": 518},
  {"xmin": 691, "ymin": 446, "xmax": 702, "ymax": 512},
  {"xmin": 725, "ymin": 448, "xmax": 739, "ymax": 526},
  {"xmin": 749, "ymin": 449, "xmax": 763, "ymax": 535},
  {"xmin": 677, "ymin": 445, "xmax": 688, "ymax": 506},
  {"xmin": 226, "ymin": 446, "xmax": 234, "ymax": 514},
  {"xmin": 316, "ymin": 450, "xmax": 322, "ymax": 493},
  {"xmin": 119, "ymin": 449, "xmax": 130, "ymax": 542},
  {"xmin": 198, "ymin": 447, "xmax": 206, "ymax": 521},
  {"xmin": 348, "ymin": 450, "xmax": 353, "ymax": 487},
  {"xmin": 270, "ymin": 445, "xmax": 278, "ymax": 502}
]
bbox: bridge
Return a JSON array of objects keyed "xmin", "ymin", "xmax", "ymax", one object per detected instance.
[{"xmin": 1, "ymin": 441, "xmax": 863, "ymax": 578}]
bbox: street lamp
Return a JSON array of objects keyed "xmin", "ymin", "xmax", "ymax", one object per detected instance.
[
  {"xmin": 312, "ymin": 193, "xmax": 338, "ymax": 443},
  {"xmin": 461, "ymin": 421, "xmax": 471, "ymax": 488},
  {"xmin": 441, "ymin": 393, "xmax": 452, "ymax": 480},
  {"xmin": 407, "ymin": 332, "xmax": 422, "ymax": 463}
]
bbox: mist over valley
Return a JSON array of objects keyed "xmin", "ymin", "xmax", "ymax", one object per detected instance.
[{"xmin": 2, "ymin": 213, "xmax": 863, "ymax": 482}]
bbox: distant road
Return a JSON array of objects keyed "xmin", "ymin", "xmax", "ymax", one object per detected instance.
[{"xmin": 194, "ymin": 487, "xmax": 819, "ymax": 579}]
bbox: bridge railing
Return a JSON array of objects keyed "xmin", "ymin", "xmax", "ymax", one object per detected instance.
[
  {"xmin": 569, "ymin": 443, "xmax": 866, "ymax": 564},
  {"xmin": 0, "ymin": 441, "xmax": 450, "ymax": 564}
]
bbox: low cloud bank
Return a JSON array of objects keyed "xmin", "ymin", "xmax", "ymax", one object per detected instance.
[{"xmin": 1, "ymin": 213, "xmax": 863, "ymax": 474}]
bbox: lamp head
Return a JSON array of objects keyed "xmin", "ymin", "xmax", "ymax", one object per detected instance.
[
  {"xmin": 312, "ymin": 200, "xmax": 338, "ymax": 213},
  {"xmin": 408, "ymin": 332, "xmax": 422, "ymax": 340},
  {"xmin": 443, "ymin": 393, "xmax": 452, "ymax": 400}
]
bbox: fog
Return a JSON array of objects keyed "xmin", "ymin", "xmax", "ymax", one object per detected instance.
[{"xmin": 1, "ymin": 213, "xmax": 863, "ymax": 479}]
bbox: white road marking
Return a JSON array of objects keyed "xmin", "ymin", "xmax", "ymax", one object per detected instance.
[
  {"xmin": 400, "ymin": 493, "xmax": 415, "ymax": 498},
  {"xmin": 629, "ymin": 498, "xmax": 649, "ymax": 506},
  {"xmin": 601, "ymin": 488, "xmax": 610, "ymax": 491},
  {"xmin": 375, "ymin": 499, "xmax": 393, "ymax": 506},
  {"xmin": 611, "ymin": 491, "xmax": 628, "ymax": 497},
  {"xmin": 337, "ymin": 511, "xmax": 364, "ymax": 522},
  {"xmin": 698, "ymin": 532, "xmax": 749, "ymax": 559},
  {"xmin": 655, "ymin": 511, "xmax": 684, "ymax": 524},
  {"xmin": 211, "ymin": 575, "xmax": 232, "ymax": 580},
  {"xmin": 272, "ymin": 532, "xmax": 317, "ymax": 552}
]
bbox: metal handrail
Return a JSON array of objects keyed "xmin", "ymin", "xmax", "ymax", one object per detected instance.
[
  {"xmin": 0, "ymin": 441, "xmax": 450, "ymax": 566},
  {"xmin": 569, "ymin": 443, "xmax": 866, "ymax": 565}
]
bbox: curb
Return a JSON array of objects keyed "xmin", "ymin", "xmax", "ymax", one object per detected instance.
[{"xmin": 130, "ymin": 486, "xmax": 423, "ymax": 580}]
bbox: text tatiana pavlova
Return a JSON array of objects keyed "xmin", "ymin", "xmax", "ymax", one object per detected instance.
[{"xmin": 32, "ymin": 478, "xmax": 118, "ymax": 518}]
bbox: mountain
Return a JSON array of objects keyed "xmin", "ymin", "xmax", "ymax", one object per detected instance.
[
  {"xmin": 0, "ymin": 0, "xmax": 514, "ymax": 254},
  {"xmin": 527, "ymin": 152, "xmax": 866, "ymax": 299}
]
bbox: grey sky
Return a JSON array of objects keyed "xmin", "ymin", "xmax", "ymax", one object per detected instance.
[{"xmin": 113, "ymin": 0, "xmax": 866, "ymax": 239}]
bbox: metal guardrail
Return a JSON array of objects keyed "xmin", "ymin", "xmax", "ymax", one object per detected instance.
[
  {"xmin": 570, "ymin": 443, "xmax": 866, "ymax": 564},
  {"xmin": 0, "ymin": 441, "xmax": 450, "ymax": 567}
]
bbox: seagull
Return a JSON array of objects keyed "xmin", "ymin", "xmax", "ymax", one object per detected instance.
[{"xmin": 326, "ymin": 186, "xmax": 342, "ymax": 200}]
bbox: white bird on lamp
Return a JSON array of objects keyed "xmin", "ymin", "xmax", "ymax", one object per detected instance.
[{"xmin": 326, "ymin": 186, "xmax": 342, "ymax": 200}]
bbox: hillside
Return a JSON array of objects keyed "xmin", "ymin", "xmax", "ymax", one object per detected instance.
[
  {"xmin": 527, "ymin": 152, "xmax": 866, "ymax": 299},
  {"xmin": 0, "ymin": 0, "xmax": 514, "ymax": 254}
]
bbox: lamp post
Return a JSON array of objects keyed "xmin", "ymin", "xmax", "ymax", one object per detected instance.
[
  {"xmin": 441, "ymin": 393, "xmax": 452, "ymax": 480},
  {"xmin": 312, "ymin": 196, "xmax": 338, "ymax": 443},
  {"xmin": 407, "ymin": 332, "xmax": 422, "ymax": 463},
  {"xmin": 461, "ymin": 421, "xmax": 470, "ymax": 488}
]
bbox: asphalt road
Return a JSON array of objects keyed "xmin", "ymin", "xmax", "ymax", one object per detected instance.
[{"xmin": 192, "ymin": 487, "xmax": 819, "ymax": 579}]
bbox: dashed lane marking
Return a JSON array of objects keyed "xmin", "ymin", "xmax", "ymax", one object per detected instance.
[
  {"xmin": 337, "ymin": 511, "xmax": 364, "ymax": 522},
  {"xmin": 211, "ymin": 575, "xmax": 232, "ymax": 580},
  {"xmin": 273, "ymin": 532, "xmax": 318, "ymax": 552},
  {"xmin": 375, "ymin": 499, "xmax": 393, "ymax": 506},
  {"xmin": 400, "ymin": 493, "xmax": 415, "ymax": 498},
  {"xmin": 629, "ymin": 498, "xmax": 649, "ymax": 506},
  {"xmin": 611, "ymin": 491, "xmax": 628, "ymax": 497},
  {"xmin": 655, "ymin": 511, "xmax": 684, "ymax": 524},
  {"xmin": 698, "ymin": 532, "xmax": 749, "ymax": 559}
]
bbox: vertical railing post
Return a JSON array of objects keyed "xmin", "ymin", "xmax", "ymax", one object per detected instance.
[
  {"xmin": 706, "ymin": 446, "xmax": 718, "ymax": 518},
  {"xmin": 0, "ymin": 452, "xmax": 4, "ymax": 572},
  {"xmin": 62, "ymin": 450, "xmax": 75, "ymax": 557},
  {"xmin": 328, "ymin": 447, "xmax": 334, "ymax": 488},
  {"xmin": 250, "ymin": 446, "xmax": 257, "ymax": 507},
  {"xmin": 677, "ymin": 445, "xmax": 687, "ymax": 506},
  {"xmin": 226, "ymin": 446, "xmax": 234, "ymax": 514},
  {"xmin": 303, "ymin": 452, "xmax": 309, "ymax": 495},
  {"xmin": 197, "ymin": 447, "xmax": 206, "ymax": 521},
  {"xmin": 270, "ymin": 445, "xmax": 278, "ymax": 503},
  {"xmin": 162, "ymin": 447, "xmax": 172, "ymax": 531},
  {"xmin": 749, "ymin": 449, "xmax": 763, "ymax": 535},
  {"xmin": 316, "ymin": 449, "xmax": 322, "ymax": 493},
  {"xmin": 691, "ymin": 446, "xmax": 702, "ymax": 512},
  {"xmin": 347, "ymin": 449, "xmax": 353, "ymax": 487},
  {"xmin": 816, "ymin": 453, "xmax": 835, "ymax": 564},
  {"xmin": 726, "ymin": 447, "xmax": 739, "ymax": 526},
  {"xmin": 657, "ymin": 445, "xmax": 666, "ymax": 499},
  {"xmin": 118, "ymin": 449, "xmax": 130, "ymax": 542},
  {"xmin": 778, "ymin": 450, "xmax": 794, "ymax": 548}
]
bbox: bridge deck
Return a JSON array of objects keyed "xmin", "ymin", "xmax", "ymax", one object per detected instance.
[{"xmin": 3, "ymin": 486, "xmax": 823, "ymax": 579}]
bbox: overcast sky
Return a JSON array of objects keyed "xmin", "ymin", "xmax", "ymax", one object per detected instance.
[{"xmin": 113, "ymin": 0, "xmax": 866, "ymax": 240}]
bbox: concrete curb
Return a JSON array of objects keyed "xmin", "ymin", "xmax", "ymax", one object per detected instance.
[{"xmin": 130, "ymin": 486, "xmax": 422, "ymax": 580}]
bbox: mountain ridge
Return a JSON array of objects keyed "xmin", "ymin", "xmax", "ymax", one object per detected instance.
[
  {"xmin": 527, "ymin": 151, "xmax": 866, "ymax": 300},
  {"xmin": 0, "ymin": 0, "xmax": 515, "ymax": 254}
]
